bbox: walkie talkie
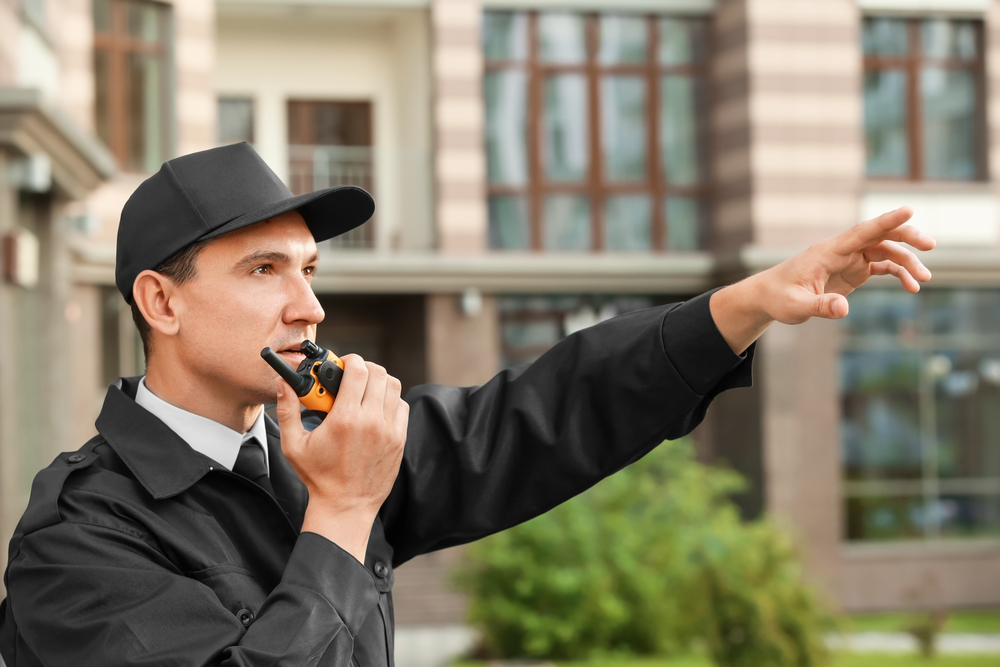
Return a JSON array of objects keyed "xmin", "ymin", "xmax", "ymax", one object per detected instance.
[{"xmin": 261, "ymin": 340, "xmax": 345, "ymax": 414}]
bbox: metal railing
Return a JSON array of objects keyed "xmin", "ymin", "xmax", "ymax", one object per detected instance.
[{"xmin": 288, "ymin": 145, "xmax": 375, "ymax": 249}]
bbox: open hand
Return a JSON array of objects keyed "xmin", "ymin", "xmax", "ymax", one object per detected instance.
[{"xmin": 711, "ymin": 206, "xmax": 937, "ymax": 353}]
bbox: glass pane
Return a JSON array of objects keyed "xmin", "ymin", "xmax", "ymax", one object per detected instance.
[
  {"xmin": 661, "ymin": 75, "xmax": 701, "ymax": 185},
  {"xmin": 864, "ymin": 70, "xmax": 909, "ymax": 177},
  {"xmin": 544, "ymin": 75, "xmax": 589, "ymax": 182},
  {"xmin": 840, "ymin": 288, "xmax": 918, "ymax": 339},
  {"xmin": 503, "ymin": 320, "xmax": 561, "ymax": 349},
  {"xmin": 659, "ymin": 18, "xmax": 705, "ymax": 65},
  {"xmin": 128, "ymin": 1, "xmax": 160, "ymax": 43},
  {"xmin": 845, "ymin": 495, "xmax": 927, "ymax": 541},
  {"xmin": 128, "ymin": 53, "xmax": 162, "ymax": 173},
  {"xmin": 602, "ymin": 76, "xmax": 646, "ymax": 181},
  {"xmin": 841, "ymin": 350, "xmax": 922, "ymax": 481},
  {"xmin": 933, "ymin": 350, "xmax": 1000, "ymax": 480},
  {"xmin": 862, "ymin": 17, "xmax": 909, "ymax": 57},
  {"xmin": 488, "ymin": 196, "xmax": 530, "ymax": 250},
  {"xmin": 926, "ymin": 289, "xmax": 1000, "ymax": 336},
  {"xmin": 922, "ymin": 68, "xmax": 978, "ymax": 180},
  {"xmin": 485, "ymin": 71, "xmax": 528, "ymax": 185},
  {"xmin": 938, "ymin": 495, "xmax": 1000, "ymax": 538},
  {"xmin": 599, "ymin": 15, "xmax": 647, "ymax": 65},
  {"xmin": 484, "ymin": 11, "xmax": 527, "ymax": 61},
  {"xmin": 664, "ymin": 197, "xmax": 702, "ymax": 251},
  {"xmin": 94, "ymin": 50, "xmax": 112, "ymax": 149},
  {"xmin": 539, "ymin": 12, "xmax": 586, "ymax": 64},
  {"xmin": 543, "ymin": 195, "xmax": 590, "ymax": 251},
  {"xmin": 605, "ymin": 196, "xmax": 650, "ymax": 251},
  {"xmin": 922, "ymin": 19, "xmax": 977, "ymax": 59},
  {"xmin": 218, "ymin": 98, "xmax": 254, "ymax": 145},
  {"xmin": 93, "ymin": 0, "xmax": 112, "ymax": 33}
]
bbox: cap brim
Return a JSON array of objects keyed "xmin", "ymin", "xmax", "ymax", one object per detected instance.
[{"xmin": 200, "ymin": 185, "xmax": 375, "ymax": 244}]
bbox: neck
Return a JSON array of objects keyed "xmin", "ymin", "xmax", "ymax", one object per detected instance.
[{"xmin": 144, "ymin": 359, "xmax": 262, "ymax": 433}]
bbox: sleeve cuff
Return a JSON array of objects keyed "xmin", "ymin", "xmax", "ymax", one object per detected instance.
[
  {"xmin": 660, "ymin": 287, "xmax": 753, "ymax": 396},
  {"xmin": 283, "ymin": 531, "xmax": 380, "ymax": 636}
]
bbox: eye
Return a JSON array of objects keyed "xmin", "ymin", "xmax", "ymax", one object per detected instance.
[
  {"xmin": 303, "ymin": 266, "xmax": 316, "ymax": 277},
  {"xmin": 252, "ymin": 265, "xmax": 271, "ymax": 275}
]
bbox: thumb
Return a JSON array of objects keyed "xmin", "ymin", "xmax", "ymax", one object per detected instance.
[
  {"xmin": 274, "ymin": 377, "xmax": 305, "ymax": 450},
  {"xmin": 814, "ymin": 293, "xmax": 849, "ymax": 320}
]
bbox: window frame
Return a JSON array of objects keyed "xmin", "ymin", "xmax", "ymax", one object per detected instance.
[
  {"xmin": 484, "ymin": 11, "xmax": 713, "ymax": 252},
  {"xmin": 93, "ymin": 0, "xmax": 173, "ymax": 173},
  {"xmin": 863, "ymin": 16, "xmax": 987, "ymax": 182}
]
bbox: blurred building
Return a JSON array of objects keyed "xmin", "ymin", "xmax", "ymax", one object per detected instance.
[{"xmin": 1, "ymin": 0, "xmax": 1000, "ymax": 660}]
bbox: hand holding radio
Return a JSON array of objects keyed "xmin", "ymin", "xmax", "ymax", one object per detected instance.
[{"xmin": 264, "ymin": 341, "xmax": 409, "ymax": 563}]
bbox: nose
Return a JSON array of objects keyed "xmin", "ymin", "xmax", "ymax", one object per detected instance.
[{"xmin": 283, "ymin": 273, "xmax": 325, "ymax": 326}]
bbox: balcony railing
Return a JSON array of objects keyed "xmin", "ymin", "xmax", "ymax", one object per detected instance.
[{"xmin": 288, "ymin": 145, "xmax": 375, "ymax": 249}]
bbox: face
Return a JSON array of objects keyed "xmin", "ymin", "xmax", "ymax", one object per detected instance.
[{"xmin": 168, "ymin": 211, "xmax": 325, "ymax": 404}]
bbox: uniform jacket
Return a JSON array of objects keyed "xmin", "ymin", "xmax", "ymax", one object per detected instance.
[{"xmin": 0, "ymin": 291, "xmax": 753, "ymax": 666}]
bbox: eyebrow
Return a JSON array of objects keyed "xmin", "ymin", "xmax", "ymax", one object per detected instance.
[{"xmin": 234, "ymin": 250, "xmax": 319, "ymax": 271}]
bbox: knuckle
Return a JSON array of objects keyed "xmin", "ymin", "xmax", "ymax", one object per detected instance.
[
  {"xmin": 387, "ymin": 376, "xmax": 402, "ymax": 391},
  {"xmin": 367, "ymin": 363, "xmax": 388, "ymax": 379}
]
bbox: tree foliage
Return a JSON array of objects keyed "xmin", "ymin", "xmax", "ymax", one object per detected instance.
[{"xmin": 454, "ymin": 439, "xmax": 835, "ymax": 666}]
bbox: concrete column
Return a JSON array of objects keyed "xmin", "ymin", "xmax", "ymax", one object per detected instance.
[
  {"xmin": 0, "ymin": 0, "xmax": 17, "ymax": 86},
  {"xmin": 426, "ymin": 293, "xmax": 499, "ymax": 386},
  {"xmin": 174, "ymin": 0, "xmax": 217, "ymax": 155},
  {"xmin": 713, "ymin": 0, "xmax": 863, "ymax": 253},
  {"xmin": 0, "ymin": 151, "xmax": 19, "ymax": 599},
  {"xmin": 431, "ymin": 0, "xmax": 488, "ymax": 254}
]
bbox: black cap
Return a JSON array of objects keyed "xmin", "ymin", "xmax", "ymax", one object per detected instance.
[{"xmin": 115, "ymin": 142, "xmax": 374, "ymax": 303}]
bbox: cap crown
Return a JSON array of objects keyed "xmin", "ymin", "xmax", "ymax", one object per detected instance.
[{"xmin": 116, "ymin": 144, "xmax": 294, "ymax": 302}]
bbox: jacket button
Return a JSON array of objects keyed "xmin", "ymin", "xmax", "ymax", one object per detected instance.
[
  {"xmin": 68, "ymin": 454, "xmax": 86, "ymax": 463},
  {"xmin": 373, "ymin": 561, "xmax": 389, "ymax": 578},
  {"xmin": 236, "ymin": 609, "xmax": 254, "ymax": 627}
]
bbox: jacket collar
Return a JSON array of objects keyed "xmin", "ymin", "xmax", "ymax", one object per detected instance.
[{"xmin": 96, "ymin": 377, "xmax": 308, "ymax": 524}]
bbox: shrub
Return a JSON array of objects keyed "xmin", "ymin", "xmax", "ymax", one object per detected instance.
[{"xmin": 454, "ymin": 439, "xmax": 835, "ymax": 666}]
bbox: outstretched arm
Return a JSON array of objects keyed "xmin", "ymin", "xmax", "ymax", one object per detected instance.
[{"xmin": 711, "ymin": 206, "xmax": 937, "ymax": 354}]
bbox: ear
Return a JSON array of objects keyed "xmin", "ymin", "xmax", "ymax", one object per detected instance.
[{"xmin": 133, "ymin": 270, "xmax": 181, "ymax": 339}]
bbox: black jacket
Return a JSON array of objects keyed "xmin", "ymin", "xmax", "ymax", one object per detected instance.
[{"xmin": 0, "ymin": 291, "xmax": 753, "ymax": 666}]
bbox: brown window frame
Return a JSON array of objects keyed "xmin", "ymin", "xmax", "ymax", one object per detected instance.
[
  {"xmin": 485, "ymin": 12, "xmax": 712, "ymax": 252},
  {"xmin": 863, "ymin": 17, "xmax": 987, "ymax": 182},
  {"xmin": 93, "ymin": 0, "xmax": 172, "ymax": 173}
]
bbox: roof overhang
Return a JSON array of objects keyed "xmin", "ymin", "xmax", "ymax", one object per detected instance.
[{"xmin": 0, "ymin": 88, "xmax": 115, "ymax": 200}]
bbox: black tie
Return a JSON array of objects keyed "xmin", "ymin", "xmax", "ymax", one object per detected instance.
[{"xmin": 233, "ymin": 437, "xmax": 275, "ymax": 499}]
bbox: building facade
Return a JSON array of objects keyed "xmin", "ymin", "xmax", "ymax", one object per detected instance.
[{"xmin": 1, "ymin": 0, "xmax": 1000, "ymax": 661}]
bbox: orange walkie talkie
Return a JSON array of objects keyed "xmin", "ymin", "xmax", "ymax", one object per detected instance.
[{"xmin": 261, "ymin": 340, "xmax": 345, "ymax": 414}]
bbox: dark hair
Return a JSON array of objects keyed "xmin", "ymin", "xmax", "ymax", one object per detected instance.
[{"xmin": 131, "ymin": 241, "xmax": 208, "ymax": 360}]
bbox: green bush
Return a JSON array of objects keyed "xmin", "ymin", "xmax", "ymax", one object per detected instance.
[{"xmin": 454, "ymin": 439, "xmax": 835, "ymax": 666}]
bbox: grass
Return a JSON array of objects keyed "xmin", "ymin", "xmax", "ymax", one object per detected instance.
[
  {"xmin": 848, "ymin": 609, "xmax": 1000, "ymax": 634},
  {"xmin": 456, "ymin": 654, "xmax": 1000, "ymax": 667}
]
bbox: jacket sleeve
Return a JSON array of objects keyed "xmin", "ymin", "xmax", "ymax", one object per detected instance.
[
  {"xmin": 4, "ymin": 523, "xmax": 377, "ymax": 666},
  {"xmin": 380, "ymin": 289, "xmax": 754, "ymax": 565}
]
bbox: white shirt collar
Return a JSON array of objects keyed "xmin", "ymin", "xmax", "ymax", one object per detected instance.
[{"xmin": 135, "ymin": 376, "xmax": 269, "ymax": 474}]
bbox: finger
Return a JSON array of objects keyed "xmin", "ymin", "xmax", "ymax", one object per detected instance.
[
  {"xmin": 870, "ymin": 260, "xmax": 921, "ymax": 293},
  {"xmin": 334, "ymin": 354, "xmax": 369, "ymax": 409},
  {"xmin": 383, "ymin": 375, "xmax": 402, "ymax": 427},
  {"xmin": 863, "ymin": 241, "xmax": 932, "ymax": 282},
  {"xmin": 274, "ymin": 378, "xmax": 305, "ymax": 453},
  {"xmin": 882, "ymin": 223, "xmax": 937, "ymax": 252},
  {"xmin": 361, "ymin": 362, "xmax": 389, "ymax": 413},
  {"xmin": 835, "ymin": 206, "xmax": 914, "ymax": 255},
  {"xmin": 805, "ymin": 292, "xmax": 849, "ymax": 320},
  {"xmin": 394, "ymin": 400, "xmax": 410, "ymax": 452}
]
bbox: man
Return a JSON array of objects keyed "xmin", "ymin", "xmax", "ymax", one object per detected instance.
[{"xmin": 0, "ymin": 143, "xmax": 934, "ymax": 665}]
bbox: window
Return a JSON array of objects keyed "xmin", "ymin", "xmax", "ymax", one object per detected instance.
[
  {"xmin": 863, "ymin": 17, "xmax": 985, "ymax": 180},
  {"xmin": 287, "ymin": 100, "xmax": 374, "ymax": 249},
  {"xmin": 499, "ymin": 295, "xmax": 656, "ymax": 368},
  {"xmin": 484, "ymin": 11, "xmax": 710, "ymax": 252},
  {"xmin": 218, "ymin": 97, "xmax": 254, "ymax": 145},
  {"xmin": 93, "ymin": 0, "xmax": 171, "ymax": 173},
  {"xmin": 841, "ymin": 289, "xmax": 1000, "ymax": 542}
]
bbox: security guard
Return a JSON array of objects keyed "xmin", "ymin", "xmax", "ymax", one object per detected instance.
[{"xmin": 0, "ymin": 144, "xmax": 934, "ymax": 665}]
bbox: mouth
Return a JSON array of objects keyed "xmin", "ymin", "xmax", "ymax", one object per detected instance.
[{"xmin": 274, "ymin": 343, "xmax": 306, "ymax": 368}]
